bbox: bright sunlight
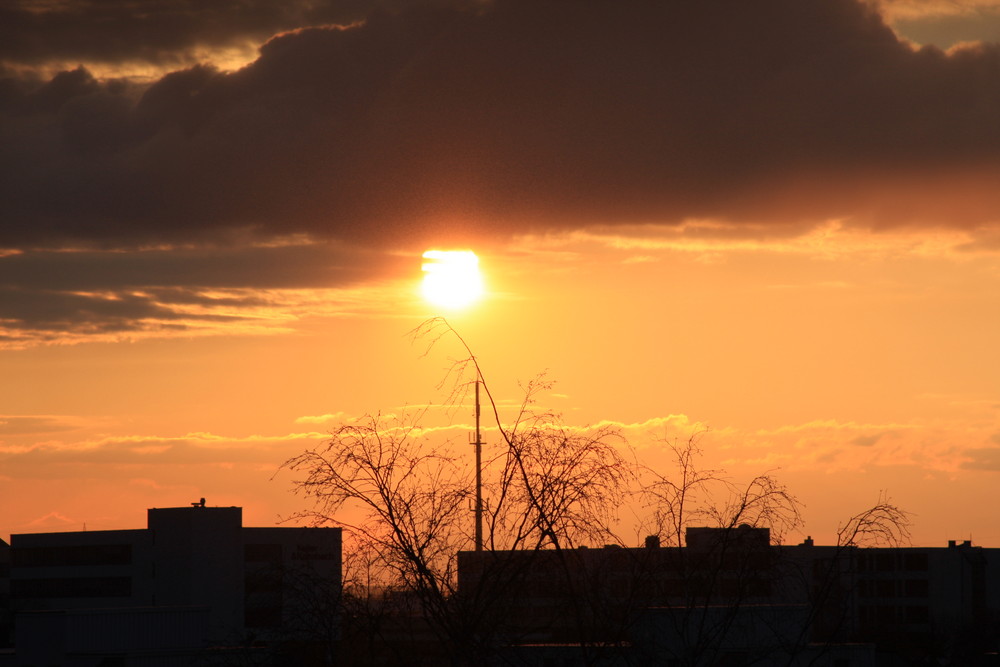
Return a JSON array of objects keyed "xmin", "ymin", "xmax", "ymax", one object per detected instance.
[{"xmin": 421, "ymin": 250, "xmax": 484, "ymax": 309}]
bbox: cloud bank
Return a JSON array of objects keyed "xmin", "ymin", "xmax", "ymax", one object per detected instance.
[
  {"xmin": 4, "ymin": 0, "xmax": 1000, "ymax": 346},
  {"xmin": 0, "ymin": 0, "xmax": 440, "ymax": 77},
  {"xmin": 2, "ymin": 0, "xmax": 1000, "ymax": 254}
]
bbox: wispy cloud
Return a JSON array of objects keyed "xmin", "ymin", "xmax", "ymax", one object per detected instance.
[
  {"xmin": 0, "ymin": 415, "xmax": 87, "ymax": 436},
  {"xmin": 0, "ymin": 241, "xmax": 422, "ymax": 348},
  {"xmin": 878, "ymin": 0, "xmax": 1000, "ymax": 20}
]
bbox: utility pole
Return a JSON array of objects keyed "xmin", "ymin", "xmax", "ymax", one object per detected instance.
[{"xmin": 473, "ymin": 377, "xmax": 484, "ymax": 551}]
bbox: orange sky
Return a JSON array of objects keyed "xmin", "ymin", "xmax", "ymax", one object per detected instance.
[
  {"xmin": 4, "ymin": 223, "xmax": 1000, "ymax": 546},
  {"xmin": 3, "ymin": 0, "xmax": 1000, "ymax": 547}
]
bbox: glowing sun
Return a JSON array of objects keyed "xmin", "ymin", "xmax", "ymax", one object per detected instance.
[{"xmin": 421, "ymin": 250, "xmax": 484, "ymax": 309}]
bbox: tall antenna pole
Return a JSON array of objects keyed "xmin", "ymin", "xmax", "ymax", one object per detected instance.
[{"xmin": 474, "ymin": 375, "xmax": 484, "ymax": 551}]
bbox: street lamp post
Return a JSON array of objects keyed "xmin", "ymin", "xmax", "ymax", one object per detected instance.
[{"xmin": 473, "ymin": 376, "xmax": 484, "ymax": 551}]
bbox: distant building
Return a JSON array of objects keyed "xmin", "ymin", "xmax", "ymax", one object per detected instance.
[
  {"xmin": 848, "ymin": 539, "xmax": 997, "ymax": 660},
  {"xmin": 2, "ymin": 502, "xmax": 341, "ymax": 667},
  {"xmin": 0, "ymin": 539, "xmax": 9, "ymax": 649},
  {"xmin": 457, "ymin": 527, "xmax": 1000, "ymax": 666}
]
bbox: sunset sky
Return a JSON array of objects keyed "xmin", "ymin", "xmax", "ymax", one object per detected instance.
[{"xmin": 4, "ymin": 0, "xmax": 1000, "ymax": 547}]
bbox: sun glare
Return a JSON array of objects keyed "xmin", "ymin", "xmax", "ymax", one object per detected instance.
[{"xmin": 421, "ymin": 250, "xmax": 484, "ymax": 309}]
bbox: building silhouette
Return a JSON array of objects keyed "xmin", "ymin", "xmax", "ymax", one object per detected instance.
[
  {"xmin": 1, "ymin": 503, "xmax": 341, "ymax": 666},
  {"xmin": 457, "ymin": 527, "xmax": 1000, "ymax": 666},
  {"xmin": 4, "ymin": 510, "xmax": 1000, "ymax": 666}
]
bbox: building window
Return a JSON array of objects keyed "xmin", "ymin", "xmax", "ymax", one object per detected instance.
[
  {"xmin": 875, "ymin": 579, "xmax": 895, "ymax": 598},
  {"xmin": 904, "ymin": 579, "xmax": 929, "ymax": 598},
  {"xmin": 875, "ymin": 553, "xmax": 896, "ymax": 572},
  {"xmin": 903, "ymin": 553, "xmax": 928, "ymax": 571},
  {"xmin": 245, "ymin": 543, "xmax": 282, "ymax": 563},
  {"xmin": 13, "ymin": 544, "xmax": 132, "ymax": 567},
  {"xmin": 12, "ymin": 576, "xmax": 132, "ymax": 598},
  {"xmin": 246, "ymin": 569, "xmax": 283, "ymax": 594},
  {"xmin": 245, "ymin": 605, "xmax": 283, "ymax": 629}
]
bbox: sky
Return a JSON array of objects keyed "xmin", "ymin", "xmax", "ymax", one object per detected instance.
[{"xmin": 3, "ymin": 0, "xmax": 1000, "ymax": 547}]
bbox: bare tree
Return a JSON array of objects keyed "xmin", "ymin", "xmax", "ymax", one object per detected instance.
[
  {"xmin": 638, "ymin": 434, "xmax": 802, "ymax": 549},
  {"xmin": 835, "ymin": 491, "xmax": 911, "ymax": 548},
  {"xmin": 410, "ymin": 317, "xmax": 632, "ymax": 552},
  {"xmin": 637, "ymin": 433, "xmax": 720, "ymax": 549},
  {"xmin": 778, "ymin": 492, "xmax": 911, "ymax": 667},
  {"xmin": 281, "ymin": 319, "xmax": 914, "ymax": 666},
  {"xmin": 282, "ymin": 319, "xmax": 632, "ymax": 663},
  {"xmin": 622, "ymin": 435, "xmax": 805, "ymax": 665},
  {"xmin": 282, "ymin": 411, "xmax": 470, "ymax": 660}
]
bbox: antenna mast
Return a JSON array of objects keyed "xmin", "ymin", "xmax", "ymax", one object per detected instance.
[{"xmin": 474, "ymin": 376, "xmax": 484, "ymax": 551}]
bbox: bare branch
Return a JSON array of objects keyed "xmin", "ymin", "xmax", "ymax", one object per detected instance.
[{"xmin": 836, "ymin": 491, "xmax": 912, "ymax": 548}]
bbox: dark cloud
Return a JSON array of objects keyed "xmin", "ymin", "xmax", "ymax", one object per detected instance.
[
  {"xmin": 0, "ymin": 287, "xmax": 192, "ymax": 333},
  {"xmin": 0, "ymin": 242, "xmax": 410, "ymax": 339},
  {"xmin": 0, "ymin": 0, "xmax": 436, "ymax": 72},
  {"xmin": 2, "ymin": 0, "xmax": 1000, "ymax": 253},
  {"xmin": 0, "ymin": 242, "xmax": 406, "ymax": 290}
]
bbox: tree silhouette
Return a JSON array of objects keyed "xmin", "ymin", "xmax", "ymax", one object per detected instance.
[
  {"xmin": 282, "ymin": 319, "xmax": 630, "ymax": 663},
  {"xmin": 281, "ymin": 318, "xmax": 912, "ymax": 666}
]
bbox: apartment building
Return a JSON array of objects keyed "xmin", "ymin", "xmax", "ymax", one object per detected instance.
[
  {"xmin": 3, "ymin": 502, "xmax": 341, "ymax": 666},
  {"xmin": 457, "ymin": 527, "xmax": 1000, "ymax": 665}
]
